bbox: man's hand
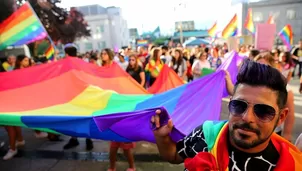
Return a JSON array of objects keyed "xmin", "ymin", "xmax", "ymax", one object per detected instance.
[{"xmin": 151, "ymin": 110, "xmax": 174, "ymax": 138}]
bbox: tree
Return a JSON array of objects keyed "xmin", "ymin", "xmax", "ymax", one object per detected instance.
[{"xmin": 1, "ymin": 0, "xmax": 90, "ymax": 44}]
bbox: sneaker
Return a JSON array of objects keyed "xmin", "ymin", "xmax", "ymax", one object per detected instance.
[
  {"xmin": 86, "ymin": 138, "xmax": 93, "ymax": 151},
  {"xmin": 3, "ymin": 149, "xmax": 17, "ymax": 160},
  {"xmin": 35, "ymin": 132, "xmax": 48, "ymax": 139},
  {"xmin": 16, "ymin": 140, "xmax": 25, "ymax": 147},
  {"xmin": 63, "ymin": 138, "xmax": 79, "ymax": 150}
]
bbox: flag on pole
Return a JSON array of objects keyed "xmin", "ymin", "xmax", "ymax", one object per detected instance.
[
  {"xmin": 208, "ymin": 22, "xmax": 217, "ymax": 37},
  {"xmin": 0, "ymin": 2, "xmax": 48, "ymax": 50},
  {"xmin": 244, "ymin": 9, "xmax": 255, "ymax": 34},
  {"xmin": 222, "ymin": 14, "xmax": 238, "ymax": 39},
  {"xmin": 267, "ymin": 15, "xmax": 274, "ymax": 24},
  {"xmin": 278, "ymin": 24, "xmax": 293, "ymax": 50},
  {"xmin": 45, "ymin": 45, "xmax": 55, "ymax": 60}
]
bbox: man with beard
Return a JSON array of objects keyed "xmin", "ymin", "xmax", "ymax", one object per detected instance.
[{"xmin": 151, "ymin": 59, "xmax": 302, "ymax": 170}]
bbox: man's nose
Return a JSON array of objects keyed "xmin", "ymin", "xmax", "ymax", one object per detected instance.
[{"xmin": 241, "ymin": 106, "xmax": 257, "ymax": 123}]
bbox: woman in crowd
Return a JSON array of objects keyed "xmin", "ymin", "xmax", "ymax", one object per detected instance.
[
  {"xmin": 101, "ymin": 48, "xmax": 114, "ymax": 67},
  {"xmin": 126, "ymin": 54, "xmax": 145, "ymax": 87},
  {"xmin": 3, "ymin": 55, "xmax": 30, "ymax": 160},
  {"xmin": 208, "ymin": 48, "xmax": 222, "ymax": 70},
  {"xmin": 192, "ymin": 51, "xmax": 211, "ymax": 80},
  {"xmin": 145, "ymin": 48, "xmax": 164, "ymax": 86},
  {"xmin": 276, "ymin": 52, "xmax": 295, "ymax": 141},
  {"xmin": 169, "ymin": 49, "xmax": 187, "ymax": 80}
]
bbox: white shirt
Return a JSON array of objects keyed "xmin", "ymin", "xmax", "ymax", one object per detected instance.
[{"xmin": 192, "ymin": 60, "xmax": 211, "ymax": 80}]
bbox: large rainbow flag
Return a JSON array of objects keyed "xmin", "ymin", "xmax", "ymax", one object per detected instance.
[
  {"xmin": 0, "ymin": 2, "xmax": 48, "ymax": 50},
  {"xmin": 0, "ymin": 52, "xmax": 240, "ymax": 142},
  {"xmin": 208, "ymin": 22, "xmax": 217, "ymax": 38}
]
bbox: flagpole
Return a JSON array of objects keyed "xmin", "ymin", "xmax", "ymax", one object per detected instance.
[{"xmin": 26, "ymin": 2, "xmax": 56, "ymax": 52}]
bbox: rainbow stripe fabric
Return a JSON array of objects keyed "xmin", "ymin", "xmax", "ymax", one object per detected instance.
[
  {"xmin": 0, "ymin": 2, "xmax": 47, "ymax": 50},
  {"xmin": 137, "ymin": 40, "xmax": 148, "ymax": 46},
  {"xmin": 208, "ymin": 22, "xmax": 217, "ymax": 37},
  {"xmin": 278, "ymin": 24, "xmax": 293, "ymax": 50},
  {"xmin": 244, "ymin": 9, "xmax": 255, "ymax": 34},
  {"xmin": 222, "ymin": 14, "xmax": 238, "ymax": 39},
  {"xmin": 45, "ymin": 45, "xmax": 55, "ymax": 60},
  {"xmin": 0, "ymin": 52, "xmax": 240, "ymax": 142}
]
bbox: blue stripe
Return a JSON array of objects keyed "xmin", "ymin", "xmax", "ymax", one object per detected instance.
[{"xmin": 13, "ymin": 27, "xmax": 45, "ymax": 46}]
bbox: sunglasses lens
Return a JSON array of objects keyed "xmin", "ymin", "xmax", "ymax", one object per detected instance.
[
  {"xmin": 229, "ymin": 100, "xmax": 248, "ymax": 116},
  {"xmin": 254, "ymin": 104, "xmax": 276, "ymax": 122}
]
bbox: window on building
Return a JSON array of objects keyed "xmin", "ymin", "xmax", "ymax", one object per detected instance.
[
  {"xmin": 85, "ymin": 43, "xmax": 93, "ymax": 51},
  {"xmin": 253, "ymin": 12, "xmax": 263, "ymax": 22},
  {"xmin": 271, "ymin": 11, "xmax": 280, "ymax": 20},
  {"xmin": 287, "ymin": 9, "xmax": 296, "ymax": 20},
  {"xmin": 102, "ymin": 41, "xmax": 106, "ymax": 48},
  {"xmin": 100, "ymin": 25, "xmax": 104, "ymax": 32}
]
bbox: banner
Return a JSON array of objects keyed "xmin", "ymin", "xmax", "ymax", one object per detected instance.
[{"xmin": 255, "ymin": 24, "xmax": 276, "ymax": 50}]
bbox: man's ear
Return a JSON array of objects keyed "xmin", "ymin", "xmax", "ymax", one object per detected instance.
[{"xmin": 278, "ymin": 108, "xmax": 289, "ymax": 126}]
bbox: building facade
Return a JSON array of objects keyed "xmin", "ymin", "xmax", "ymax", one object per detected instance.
[
  {"xmin": 248, "ymin": 0, "xmax": 302, "ymax": 44},
  {"xmin": 75, "ymin": 5, "xmax": 129, "ymax": 53}
]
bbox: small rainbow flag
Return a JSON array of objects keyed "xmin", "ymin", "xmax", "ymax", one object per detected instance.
[
  {"xmin": 244, "ymin": 9, "xmax": 255, "ymax": 34},
  {"xmin": 137, "ymin": 40, "xmax": 148, "ymax": 46},
  {"xmin": 222, "ymin": 14, "xmax": 238, "ymax": 39},
  {"xmin": 278, "ymin": 24, "xmax": 293, "ymax": 50},
  {"xmin": 45, "ymin": 45, "xmax": 55, "ymax": 60},
  {"xmin": 208, "ymin": 22, "xmax": 217, "ymax": 37},
  {"xmin": 267, "ymin": 15, "xmax": 274, "ymax": 24},
  {"xmin": 0, "ymin": 2, "xmax": 47, "ymax": 50}
]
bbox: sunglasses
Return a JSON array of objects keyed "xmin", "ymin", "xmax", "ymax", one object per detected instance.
[{"xmin": 228, "ymin": 99, "xmax": 276, "ymax": 122}]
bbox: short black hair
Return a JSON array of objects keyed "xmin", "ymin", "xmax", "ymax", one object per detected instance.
[
  {"xmin": 249, "ymin": 49, "xmax": 260, "ymax": 58},
  {"xmin": 162, "ymin": 45, "xmax": 168, "ymax": 51},
  {"xmin": 234, "ymin": 59, "xmax": 288, "ymax": 109},
  {"xmin": 64, "ymin": 47, "xmax": 77, "ymax": 57}
]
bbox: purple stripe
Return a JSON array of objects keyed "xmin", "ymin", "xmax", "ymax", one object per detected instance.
[
  {"xmin": 93, "ymin": 107, "xmax": 185, "ymax": 142},
  {"xmin": 13, "ymin": 27, "xmax": 45, "ymax": 46}
]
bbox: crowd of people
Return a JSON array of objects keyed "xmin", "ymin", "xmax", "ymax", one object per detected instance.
[{"xmin": 0, "ymin": 39, "xmax": 302, "ymax": 170}]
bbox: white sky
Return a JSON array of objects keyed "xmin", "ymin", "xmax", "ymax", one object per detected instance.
[{"xmin": 60, "ymin": 0, "xmax": 238, "ymax": 34}]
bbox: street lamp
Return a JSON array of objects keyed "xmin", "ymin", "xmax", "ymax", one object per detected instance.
[{"xmin": 174, "ymin": 2, "xmax": 186, "ymax": 45}]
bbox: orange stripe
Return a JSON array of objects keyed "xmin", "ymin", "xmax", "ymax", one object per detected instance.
[{"xmin": 0, "ymin": 5, "xmax": 33, "ymax": 34}]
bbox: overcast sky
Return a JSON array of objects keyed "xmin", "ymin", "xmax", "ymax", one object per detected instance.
[{"xmin": 59, "ymin": 0, "xmax": 238, "ymax": 34}]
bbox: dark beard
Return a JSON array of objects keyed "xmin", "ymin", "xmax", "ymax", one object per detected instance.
[{"xmin": 230, "ymin": 117, "xmax": 280, "ymax": 149}]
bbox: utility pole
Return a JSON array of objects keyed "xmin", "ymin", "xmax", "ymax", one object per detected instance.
[{"xmin": 175, "ymin": 2, "xmax": 186, "ymax": 45}]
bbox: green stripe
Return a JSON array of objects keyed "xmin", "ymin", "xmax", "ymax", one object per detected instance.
[
  {"xmin": 0, "ymin": 114, "xmax": 27, "ymax": 127},
  {"xmin": 92, "ymin": 94, "xmax": 152, "ymax": 116},
  {"xmin": 0, "ymin": 21, "xmax": 41, "ymax": 50}
]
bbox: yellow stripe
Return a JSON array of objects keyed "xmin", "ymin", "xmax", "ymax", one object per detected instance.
[
  {"xmin": 0, "ymin": 16, "xmax": 37, "ymax": 42},
  {"xmin": 210, "ymin": 123, "xmax": 229, "ymax": 171},
  {"xmin": 5, "ymin": 85, "xmax": 113, "ymax": 116}
]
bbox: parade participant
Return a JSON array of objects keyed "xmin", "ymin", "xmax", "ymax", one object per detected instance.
[
  {"xmin": 276, "ymin": 52, "xmax": 295, "ymax": 141},
  {"xmin": 296, "ymin": 133, "xmax": 302, "ymax": 151},
  {"xmin": 248, "ymin": 49, "xmax": 260, "ymax": 60},
  {"xmin": 3, "ymin": 55, "xmax": 29, "ymax": 160},
  {"xmin": 117, "ymin": 51, "xmax": 129, "ymax": 71},
  {"xmin": 137, "ymin": 46, "xmax": 148, "ymax": 67},
  {"xmin": 169, "ymin": 49, "xmax": 187, "ymax": 80},
  {"xmin": 145, "ymin": 48, "xmax": 164, "ymax": 86},
  {"xmin": 208, "ymin": 48, "xmax": 222, "ymax": 70},
  {"xmin": 101, "ymin": 48, "xmax": 114, "ymax": 67},
  {"xmin": 63, "ymin": 44, "xmax": 94, "ymax": 151},
  {"xmin": 89, "ymin": 54, "xmax": 98, "ymax": 65},
  {"xmin": 152, "ymin": 59, "xmax": 302, "ymax": 170},
  {"xmin": 2, "ymin": 55, "xmax": 16, "ymax": 71},
  {"xmin": 192, "ymin": 51, "xmax": 211, "ymax": 80},
  {"xmin": 291, "ymin": 39, "xmax": 302, "ymax": 78},
  {"xmin": 126, "ymin": 54, "xmax": 145, "ymax": 87},
  {"xmin": 160, "ymin": 45, "xmax": 172, "ymax": 64}
]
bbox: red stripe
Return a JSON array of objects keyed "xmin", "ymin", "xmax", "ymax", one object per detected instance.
[
  {"xmin": 0, "ymin": 3, "xmax": 32, "ymax": 33},
  {"xmin": 0, "ymin": 57, "xmax": 148, "ymax": 94}
]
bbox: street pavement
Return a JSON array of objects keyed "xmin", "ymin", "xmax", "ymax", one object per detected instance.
[{"xmin": 0, "ymin": 79, "xmax": 301, "ymax": 171}]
